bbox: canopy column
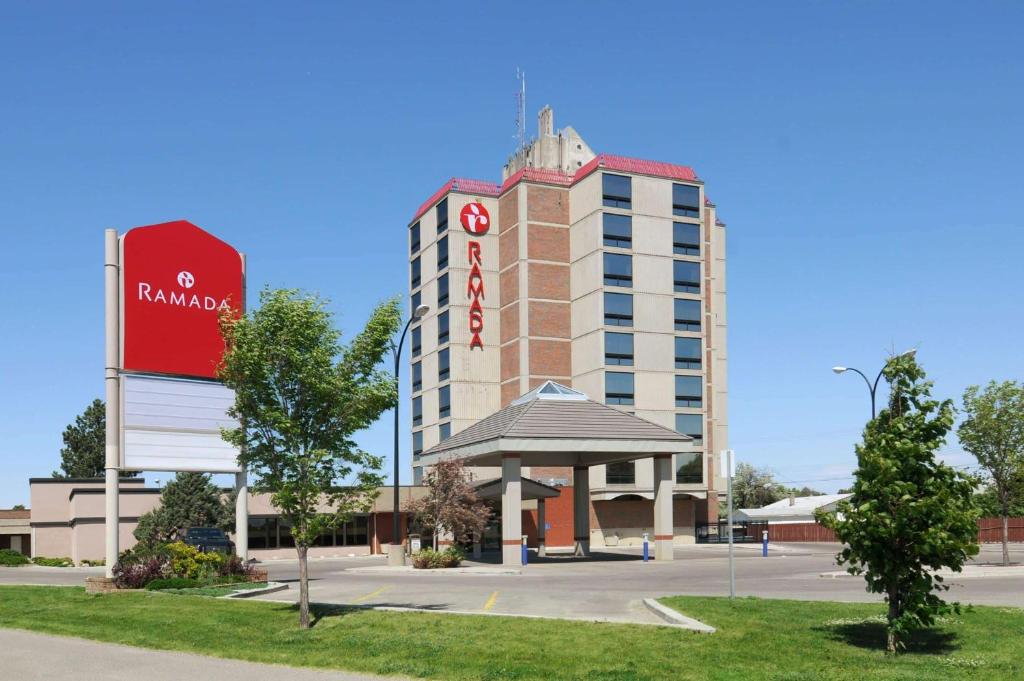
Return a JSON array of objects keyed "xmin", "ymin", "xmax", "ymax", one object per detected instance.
[
  {"xmin": 573, "ymin": 465, "xmax": 590, "ymax": 557},
  {"xmin": 537, "ymin": 498, "xmax": 547, "ymax": 558},
  {"xmin": 654, "ymin": 454, "xmax": 674, "ymax": 561},
  {"xmin": 501, "ymin": 454, "xmax": 522, "ymax": 566}
]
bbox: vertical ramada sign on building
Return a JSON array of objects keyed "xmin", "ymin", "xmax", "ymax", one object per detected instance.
[{"xmin": 461, "ymin": 202, "xmax": 489, "ymax": 350}]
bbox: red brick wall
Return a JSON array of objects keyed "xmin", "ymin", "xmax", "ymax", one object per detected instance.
[
  {"xmin": 526, "ymin": 185, "xmax": 569, "ymax": 224},
  {"xmin": 523, "ymin": 486, "xmax": 574, "ymax": 547},
  {"xmin": 527, "ymin": 223, "xmax": 569, "ymax": 261}
]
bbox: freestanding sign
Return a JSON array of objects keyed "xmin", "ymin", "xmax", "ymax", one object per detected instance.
[{"xmin": 104, "ymin": 220, "xmax": 248, "ymax": 577}]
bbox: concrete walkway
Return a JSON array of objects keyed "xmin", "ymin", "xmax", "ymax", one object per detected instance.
[{"xmin": 1, "ymin": 628, "xmax": 402, "ymax": 681}]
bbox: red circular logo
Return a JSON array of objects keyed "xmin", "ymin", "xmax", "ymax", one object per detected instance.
[{"xmin": 460, "ymin": 202, "xmax": 490, "ymax": 235}]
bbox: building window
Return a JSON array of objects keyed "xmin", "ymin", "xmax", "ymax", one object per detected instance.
[
  {"xmin": 439, "ymin": 384, "xmax": 451, "ymax": 420},
  {"xmin": 675, "ymin": 375, "xmax": 703, "ymax": 408},
  {"xmin": 411, "ymin": 326, "xmax": 421, "ymax": 357},
  {"xmin": 413, "ymin": 430, "xmax": 423, "ymax": 457},
  {"xmin": 675, "ymin": 337, "xmax": 701, "ymax": 369},
  {"xmin": 602, "ymin": 213, "xmax": 632, "ymax": 249},
  {"xmin": 247, "ymin": 517, "xmax": 273, "ymax": 550},
  {"xmin": 411, "ymin": 256, "xmax": 421, "ymax": 289},
  {"xmin": 604, "ymin": 253, "xmax": 632, "ymax": 288},
  {"xmin": 439, "ymin": 422, "xmax": 451, "ymax": 442},
  {"xmin": 436, "ymin": 197, "xmax": 448, "ymax": 234},
  {"xmin": 412, "ymin": 361, "xmax": 422, "ymax": 392},
  {"xmin": 437, "ymin": 273, "xmax": 449, "ymax": 308},
  {"xmin": 438, "ymin": 310, "xmax": 449, "ymax": 345},
  {"xmin": 675, "ymin": 413, "xmax": 703, "ymax": 446},
  {"xmin": 674, "ymin": 298, "xmax": 701, "ymax": 331},
  {"xmin": 604, "ymin": 292, "xmax": 633, "ymax": 327},
  {"xmin": 412, "ymin": 396, "xmax": 422, "ymax": 426},
  {"xmin": 673, "ymin": 222, "xmax": 700, "ymax": 256},
  {"xmin": 676, "ymin": 452, "xmax": 702, "ymax": 484},
  {"xmin": 437, "ymin": 235, "xmax": 449, "ymax": 271},
  {"xmin": 607, "ymin": 461, "xmax": 635, "ymax": 485},
  {"xmin": 673, "ymin": 260, "xmax": 700, "ymax": 293},
  {"xmin": 605, "ymin": 332, "xmax": 634, "ymax": 366},
  {"xmin": 606, "ymin": 371, "xmax": 635, "ymax": 405},
  {"xmin": 438, "ymin": 347, "xmax": 450, "ymax": 382},
  {"xmin": 410, "ymin": 221, "xmax": 421, "ymax": 255},
  {"xmin": 603, "ymin": 173, "xmax": 632, "ymax": 209},
  {"xmin": 411, "ymin": 290, "xmax": 421, "ymax": 316},
  {"xmin": 343, "ymin": 516, "xmax": 369, "ymax": 546},
  {"xmin": 672, "ymin": 183, "xmax": 701, "ymax": 218}
]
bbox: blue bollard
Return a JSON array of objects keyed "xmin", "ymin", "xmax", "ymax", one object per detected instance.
[
  {"xmin": 643, "ymin": 533, "xmax": 649, "ymax": 562},
  {"xmin": 522, "ymin": 536, "xmax": 528, "ymax": 566},
  {"xmin": 762, "ymin": 530, "xmax": 768, "ymax": 557}
]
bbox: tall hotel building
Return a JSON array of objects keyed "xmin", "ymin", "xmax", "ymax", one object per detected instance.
[{"xmin": 407, "ymin": 107, "xmax": 728, "ymax": 544}]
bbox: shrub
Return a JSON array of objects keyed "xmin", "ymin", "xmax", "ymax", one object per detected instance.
[
  {"xmin": 165, "ymin": 541, "xmax": 224, "ymax": 580},
  {"xmin": 0, "ymin": 549, "xmax": 30, "ymax": 566},
  {"xmin": 80, "ymin": 559, "xmax": 105, "ymax": 567},
  {"xmin": 32, "ymin": 556, "xmax": 74, "ymax": 567},
  {"xmin": 218, "ymin": 554, "xmax": 255, "ymax": 579},
  {"xmin": 112, "ymin": 556, "xmax": 169, "ymax": 589},
  {"xmin": 144, "ymin": 577, "xmax": 200, "ymax": 591},
  {"xmin": 411, "ymin": 547, "xmax": 463, "ymax": 569}
]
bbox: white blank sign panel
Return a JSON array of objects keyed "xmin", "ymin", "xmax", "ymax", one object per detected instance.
[{"xmin": 121, "ymin": 374, "xmax": 241, "ymax": 472}]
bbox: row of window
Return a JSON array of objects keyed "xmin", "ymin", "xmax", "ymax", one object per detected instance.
[
  {"xmin": 606, "ymin": 450, "xmax": 703, "ymax": 486},
  {"xmin": 246, "ymin": 515, "xmax": 369, "ymax": 549},
  {"xmin": 604, "ymin": 292, "xmax": 701, "ymax": 332},
  {"xmin": 411, "ymin": 348, "xmax": 450, "ymax": 392},
  {"xmin": 409, "ymin": 198, "xmax": 449, "ymax": 256},
  {"xmin": 602, "ymin": 173, "xmax": 701, "ymax": 218},
  {"xmin": 604, "ymin": 253, "xmax": 700, "ymax": 292},
  {"xmin": 602, "ymin": 214, "xmax": 700, "ymax": 256},
  {"xmin": 604, "ymin": 332, "xmax": 701, "ymax": 369},
  {"xmin": 412, "ymin": 421, "xmax": 451, "ymax": 457},
  {"xmin": 606, "ymin": 372, "xmax": 702, "ymax": 409},
  {"xmin": 410, "ymin": 234, "xmax": 449, "ymax": 291},
  {"xmin": 412, "ymin": 383, "xmax": 450, "ymax": 427}
]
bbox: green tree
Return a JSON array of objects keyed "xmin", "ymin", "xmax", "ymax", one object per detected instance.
[
  {"xmin": 133, "ymin": 472, "xmax": 235, "ymax": 547},
  {"xmin": 405, "ymin": 459, "xmax": 492, "ymax": 550},
  {"xmin": 11, "ymin": 504, "xmax": 26, "ymax": 511},
  {"xmin": 218, "ymin": 288, "xmax": 399, "ymax": 629},
  {"xmin": 958, "ymin": 380, "xmax": 1024, "ymax": 566},
  {"xmin": 52, "ymin": 399, "xmax": 137, "ymax": 478},
  {"xmin": 819, "ymin": 354, "xmax": 979, "ymax": 653},
  {"xmin": 731, "ymin": 463, "xmax": 783, "ymax": 509}
]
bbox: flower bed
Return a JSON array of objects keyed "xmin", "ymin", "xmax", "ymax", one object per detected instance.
[
  {"xmin": 411, "ymin": 547, "xmax": 463, "ymax": 569},
  {"xmin": 112, "ymin": 541, "xmax": 255, "ymax": 590}
]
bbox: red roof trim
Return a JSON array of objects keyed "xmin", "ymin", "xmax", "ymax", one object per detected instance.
[{"xmin": 412, "ymin": 154, "xmax": 701, "ymax": 221}]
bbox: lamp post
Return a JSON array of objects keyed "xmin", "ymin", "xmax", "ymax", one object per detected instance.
[
  {"xmin": 389, "ymin": 304, "xmax": 429, "ymax": 566},
  {"xmin": 832, "ymin": 349, "xmax": 916, "ymax": 419}
]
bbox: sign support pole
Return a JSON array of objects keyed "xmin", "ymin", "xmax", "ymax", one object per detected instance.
[
  {"xmin": 235, "ymin": 470, "xmax": 248, "ymax": 561},
  {"xmin": 726, "ymin": 449, "xmax": 735, "ymax": 599},
  {"xmin": 104, "ymin": 229, "xmax": 121, "ymax": 578}
]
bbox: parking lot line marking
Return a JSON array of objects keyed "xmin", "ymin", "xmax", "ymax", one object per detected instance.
[
  {"xmin": 352, "ymin": 585, "xmax": 391, "ymax": 604},
  {"xmin": 483, "ymin": 591, "xmax": 499, "ymax": 611}
]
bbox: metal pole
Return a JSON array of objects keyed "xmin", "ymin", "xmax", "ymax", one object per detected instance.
[
  {"xmin": 235, "ymin": 470, "xmax": 248, "ymax": 561},
  {"xmin": 727, "ymin": 449, "xmax": 735, "ymax": 599},
  {"xmin": 104, "ymin": 229, "xmax": 120, "ymax": 578},
  {"xmin": 389, "ymin": 316, "xmax": 415, "ymax": 566}
]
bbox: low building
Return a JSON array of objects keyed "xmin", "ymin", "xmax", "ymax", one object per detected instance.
[
  {"xmin": 736, "ymin": 494, "xmax": 851, "ymax": 525},
  {"xmin": 0, "ymin": 508, "xmax": 31, "ymax": 555}
]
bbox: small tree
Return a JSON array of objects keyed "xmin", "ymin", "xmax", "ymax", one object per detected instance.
[
  {"xmin": 219, "ymin": 288, "xmax": 399, "ymax": 629},
  {"xmin": 134, "ymin": 472, "xmax": 235, "ymax": 547},
  {"xmin": 958, "ymin": 380, "xmax": 1024, "ymax": 566},
  {"xmin": 406, "ymin": 459, "xmax": 492, "ymax": 550},
  {"xmin": 731, "ymin": 463, "xmax": 783, "ymax": 508},
  {"xmin": 52, "ymin": 399, "xmax": 137, "ymax": 478},
  {"xmin": 819, "ymin": 354, "xmax": 979, "ymax": 653}
]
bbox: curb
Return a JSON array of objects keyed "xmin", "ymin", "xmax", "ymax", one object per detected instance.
[
  {"xmin": 641, "ymin": 598, "xmax": 716, "ymax": 633},
  {"xmin": 222, "ymin": 581, "xmax": 289, "ymax": 599},
  {"xmin": 346, "ymin": 566, "xmax": 522, "ymax": 576}
]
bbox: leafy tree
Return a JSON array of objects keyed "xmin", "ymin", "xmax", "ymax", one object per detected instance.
[
  {"xmin": 11, "ymin": 504, "xmax": 25, "ymax": 511},
  {"xmin": 972, "ymin": 486, "xmax": 1024, "ymax": 518},
  {"xmin": 731, "ymin": 463, "xmax": 783, "ymax": 509},
  {"xmin": 958, "ymin": 380, "xmax": 1024, "ymax": 566},
  {"xmin": 406, "ymin": 459, "xmax": 492, "ymax": 550},
  {"xmin": 52, "ymin": 399, "xmax": 137, "ymax": 478},
  {"xmin": 218, "ymin": 288, "xmax": 399, "ymax": 629},
  {"xmin": 819, "ymin": 354, "xmax": 979, "ymax": 653},
  {"xmin": 133, "ymin": 472, "xmax": 235, "ymax": 547}
]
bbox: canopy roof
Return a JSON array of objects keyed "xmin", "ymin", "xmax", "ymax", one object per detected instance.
[
  {"xmin": 474, "ymin": 477, "xmax": 562, "ymax": 502},
  {"xmin": 420, "ymin": 381, "xmax": 693, "ymax": 468}
]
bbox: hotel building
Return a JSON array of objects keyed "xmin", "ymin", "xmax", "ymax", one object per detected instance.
[{"xmin": 408, "ymin": 107, "xmax": 728, "ymax": 546}]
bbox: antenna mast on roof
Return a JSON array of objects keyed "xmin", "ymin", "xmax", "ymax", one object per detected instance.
[{"xmin": 515, "ymin": 68, "xmax": 526, "ymax": 152}]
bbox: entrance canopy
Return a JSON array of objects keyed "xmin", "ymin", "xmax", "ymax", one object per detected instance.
[
  {"xmin": 419, "ymin": 381, "xmax": 695, "ymax": 469},
  {"xmin": 475, "ymin": 477, "xmax": 561, "ymax": 502}
]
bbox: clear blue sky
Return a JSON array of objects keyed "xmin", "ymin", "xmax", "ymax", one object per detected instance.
[{"xmin": 1, "ymin": 2, "xmax": 1021, "ymax": 507}]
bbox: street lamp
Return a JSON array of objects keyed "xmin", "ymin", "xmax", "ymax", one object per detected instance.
[
  {"xmin": 832, "ymin": 348, "xmax": 916, "ymax": 419},
  {"xmin": 389, "ymin": 303, "xmax": 429, "ymax": 565}
]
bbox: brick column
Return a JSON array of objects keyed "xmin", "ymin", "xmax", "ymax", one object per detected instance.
[
  {"xmin": 654, "ymin": 454, "xmax": 674, "ymax": 561},
  {"xmin": 501, "ymin": 454, "xmax": 523, "ymax": 566},
  {"xmin": 573, "ymin": 465, "xmax": 590, "ymax": 557}
]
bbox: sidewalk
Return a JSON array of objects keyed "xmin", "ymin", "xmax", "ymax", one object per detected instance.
[{"xmin": 1, "ymin": 628, "xmax": 403, "ymax": 681}]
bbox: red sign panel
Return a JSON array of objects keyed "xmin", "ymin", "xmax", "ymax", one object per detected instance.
[
  {"xmin": 460, "ymin": 202, "xmax": 490, "ymax": 235},
  {"xmin": 122, "ymin": 221, "xmax": 243, "ymax": 379}
]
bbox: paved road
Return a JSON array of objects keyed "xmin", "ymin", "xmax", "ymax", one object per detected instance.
[
  {"xmin": 3, "ymin": 543, "xmax": 1021, "ymax": 626},
  {"xmin": 0, "ymin": 628, "xmax": 400, "ymax": 681}
]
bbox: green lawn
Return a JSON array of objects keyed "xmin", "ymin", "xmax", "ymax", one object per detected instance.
[
  {"xmin": 158, "ymin": 581, "xmax": 269, "ymax": 597},
  {"xmin": 0, "ymin": 586, "xmax": 1021, "ymax": 680}
]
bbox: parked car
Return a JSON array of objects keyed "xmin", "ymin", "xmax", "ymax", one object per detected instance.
[{"xmin": 181, "ymin": 527, "xmax": 235, "ymax": 554}]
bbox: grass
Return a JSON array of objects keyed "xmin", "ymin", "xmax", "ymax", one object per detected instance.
[
  {"xmin": 160, "ymin": 581, "xmax": 269, "ymax": 597},
  {"xmin": 0, "ymin": 586, "xmax": 1022, "ymax": 680}
]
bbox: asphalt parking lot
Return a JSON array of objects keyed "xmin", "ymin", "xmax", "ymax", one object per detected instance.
[{"xmin": 4, "ymin": 543, "xmax": 1021, "ymax": 627}]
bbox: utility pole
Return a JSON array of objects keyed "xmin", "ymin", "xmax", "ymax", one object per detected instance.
[{"xmin": 722, "ymin": 449, "xmax": 735, "ymax": 599}]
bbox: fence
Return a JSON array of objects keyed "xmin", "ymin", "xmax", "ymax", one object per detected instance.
[
  {"xmin": 696, "ymin": 520, "xmax": 768, "ymax": 544},
  {"xmin": 977, "ymin": 517, "xmax": 1024, "ymax": 543},
  {"xmin": 761, "ymin": 518, "xmax": 1024, "ymax": 543}
]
